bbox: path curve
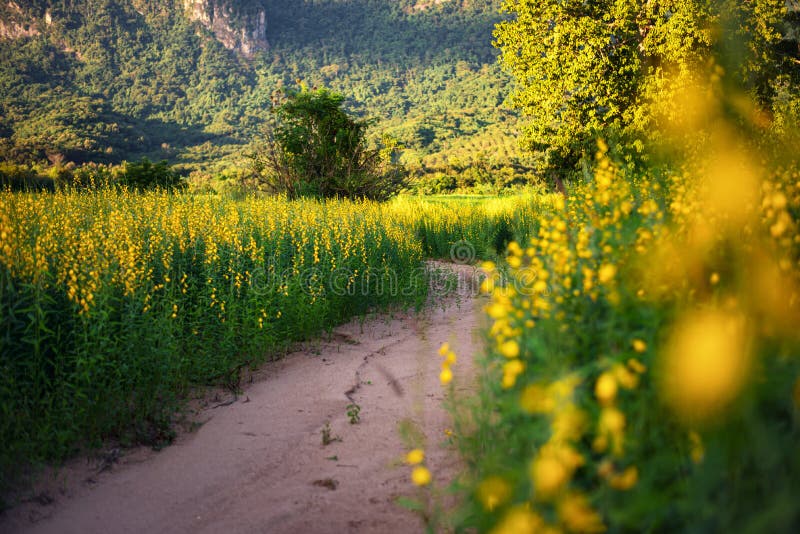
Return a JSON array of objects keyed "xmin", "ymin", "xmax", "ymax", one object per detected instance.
[{"xmin": 1, "ymin": 263, "xmax": 485, "ymax": 534}]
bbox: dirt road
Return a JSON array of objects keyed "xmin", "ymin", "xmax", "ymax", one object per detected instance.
[{"xmin": 2, "ymin": 264, "xmax": 485, "ymax": 534}]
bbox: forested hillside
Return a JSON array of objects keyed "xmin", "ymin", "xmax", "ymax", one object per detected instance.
[{"xmin": 0, "ymin": 0, "xmax": 522, "ymax": 186}]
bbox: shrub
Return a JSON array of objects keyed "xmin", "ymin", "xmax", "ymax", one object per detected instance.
[
  {"xmin": 250, "ymin": 88, "xmax": 401, "ymax": 200},
  {"xmin": 118, "ymin": 158, "xmax": 183, "ymax": 191}
]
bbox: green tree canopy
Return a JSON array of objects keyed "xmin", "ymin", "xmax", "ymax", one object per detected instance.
[
  {"xmin": 494, "ymin": 0, "xmax": 797, "ymax": 178},
  {"xmin": 251, "ymin": 88, "xmax": 400, "ymax": 200}
]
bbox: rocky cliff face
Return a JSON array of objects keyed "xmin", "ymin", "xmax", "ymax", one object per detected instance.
[
  {"xmin": 183, "ymin": 0, "xmax": 268, "ymax": 56},
  {"xmin": 406, "ymin": 0, "xmax": 453, "ymax": 13},
  {"xmin": 0, "ymin": 1, "xmax": 40, "ymax": 40},
  {"xmin": 1, "ymin": 0, "xmax": 268, "ymax": 57}
]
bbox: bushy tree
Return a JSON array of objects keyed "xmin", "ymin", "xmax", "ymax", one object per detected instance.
[
  {"xmin": 119, "ymin": 158, "xmax": 183, "ymax": 191},
  {"xmin": 251, "ymin": 88, "xmax": 401, "ymax": 200},
  {"xmin": 494, "ymin": 0, "xmax": 797, "ymax": 179}
]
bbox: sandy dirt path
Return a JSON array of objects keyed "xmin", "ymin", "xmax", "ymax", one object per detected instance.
[{"xmin": 2, "ymin": 264, "xmax": 485, "ymax": 534}]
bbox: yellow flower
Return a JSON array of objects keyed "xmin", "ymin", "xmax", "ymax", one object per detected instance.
[
  {"xmin": 558, "ymin": 492, "xmax": 606, "ymax": 533},
  {"xmin": 503, "ymin": 359, "xmax": 524, "ymax": 377},
  {"xmin": 438, "ymin": 342, "xmax": 450, "ymax": 356},
  {"xmin": 501, "ymin": 359, "xmax": 526, "ymax": 389},
  {"xmin": 612, "ymin": 364, "xmax": 639, "ymax": 390},
  {"xmin": 592, "ymin": 435, "xmax": 608, "ymax": 454},
  {"xmin": 688, "ymin": 431, "xmax": 705, "ymax": 464},
  {"xmin": 597, "ymin": 264, "xmax": 617, "ymax": 284},
  {"xmin": 631, "ymin": 339, "xmax": 647, "ymax": 353},
  {"xmin": 491, "ymin": 505, "xmax": 543, "ymax": 534},
  {"xmin": 530, "ymin": 443, "xmax": 582, "ymax": 500},
  {"xmin": 499, "ymin": 339, "xmax": 520, "ymax": 359},
  {"xmin": 594, "ymin": 372, "xmax": 618, "ymax": 405},
  {"xmin": 599, "ymin": 407, "xmax": 626, "ymax": 434},
  {"xmin": 531, "ymin": 455, "xmax": 569, "ymax": 499},
  {"xmin": 520, "ymin": 384, "xmax": 556, "ymax": 414},
  {"xmin": 405, "ymin": 449, "xmax": 424, "ymax": 465},
  {"xmin": 440, "ymin": 366, "xmax": 453, "ymax": 385},
  {"xmin": 411, "ymin": 465, "xmax": 431, "ymax": 486},
  {"xmin": 444, "ymin": 351, "xmax": 457, "ymax": 365},
  {"xmin": 481, "ymin": 277, "xmax": 495, "ymax": 293},
  {"xmin": 487, "ymin": 302, "xmax": 509, "ymax": 319},
  {"xmin": 477, "ymin": 476, "xmax": 512, "ymax": 511},
  {"xmin": 608, "ymin": 466, "xmax": 638, "ymax": 491},
  {"xmin": 550, "ymin": 375, "xmax": 581, "ymax": 401},
  {"xmin": 551, "ymin": 405, "xmax": 588, "ymax": 443},
  {"xmin": 660, "ymin": 309, "xmax": 751, "ymax": 423},
  {"xmin": 627, "ymin": 358, "xmax": 647, "ymax": 374}
]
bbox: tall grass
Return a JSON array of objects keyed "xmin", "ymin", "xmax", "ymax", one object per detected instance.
[{"xmin": 388, "ymin": 193, "xmax": 561, "ymax": 261}]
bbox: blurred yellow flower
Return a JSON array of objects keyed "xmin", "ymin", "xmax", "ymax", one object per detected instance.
[
  {"xmin": 608, "ymin": 466, "xmax": 638, "ymax": 491},
  {"xmin": 487, "ymin": 302, "xmax": 509, "ymax": 319},
  {"xmin": 612, "ymin": 364, "xmax": 639, "ymax": 390},
  {"xmin": 411, "ymin": 465, "xmax": 431, "ymax": 486},
  {"xmin": 599, "ymin": 407, "xmax": 625, "ymax": 434},
  {"xmin": 597, "ymin": 264, "xmax": 617, "ymax": 284},
  {"xmin": 490, "ymin": 505, "xmax": 543, "ymax": 534},
  {"xmin": 631, "ymin": 339, "xmax": 647, "ymax": 353},
  {"xmin": 688, "ymin": 431, "xmax": 705, "ymax": 464},
  {"xmin": 594, "ymin": 373, "xmax": 618, "ymax": 405},
  {"xmin": 592, "ymin": 435, "xmax": 608, "ymax": 454},
  {"xmin": 660, "ymin": 308, "xmax": 751, "ymax": 423},
  {"xmin": 405, "ymin": 449, "xmax": 424, "ymax": 465},
  {"xmin": 551, "ymin": 405, "xmax": 588, "ymax": 443},
  {"xmin": 502, "ymin": 359, "xmax": 525, "ymax": 389},
  {"xmin": 627, "ymin": 358, "xmax": 647, "ymax": 374},
  {"xmin": 440, "ymin": 366, "xmax": 453, "ymax": 385},
  {"xmin": 558, "ymin": 492, "xmax": 606, "ymax": 533},
  {"xmin": 499, "ymin": 339, "xmax": 520, "ymax": 359},
  {"xmin": 531, "ymin": 455, "xmax": 569, "ymax": 499},
  {"xmin": 438, "ymin": 342, "xmax": 450, "ymax": 356},
  {"xmin": 477, "ymin": 476, "xmax": 512, "ymax": 511},
  {"xmin": 520, "ymin": 384, "xmax": 556, "ymax": 414},
  {"xmin": 530, "ymin": 444, "xmax": 583, "ymax": 500}
]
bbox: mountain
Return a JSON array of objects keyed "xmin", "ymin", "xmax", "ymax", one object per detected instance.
[{"xmin": 0, "ymin": 0, "xmax": 524, "ymax": 182}]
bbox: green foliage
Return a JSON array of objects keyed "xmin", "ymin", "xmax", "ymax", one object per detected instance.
[
  {"xmin": 252, "ymin": 88, "xmax": 397, "ymax": 199},
  {"xmin": 0, "ymin": 0, "xmax": 521, "ymax": 181},
  {"xmin": 0, "ymin": 162, "xmax": 53, "ymax": 191},
  {"xmin": 119, "ymin": 158, "xmax": 183, "ymax": 191},
  {"xmin": 454, "ymin": 3, "xmax": 800, "ymax": 531},
  {"xmin": 346, "ymin": 403, "xmax": 361, "ymax": 424},
  {"xmin": 494, "ymin": 0, "xmax": 799, "ymax": 178}
]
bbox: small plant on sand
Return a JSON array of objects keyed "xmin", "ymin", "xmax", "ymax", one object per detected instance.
[
  {"xmin": 321, "ymin": 422, "xmax": 340, "ymax": 446},
  {"xmin": 346, "ymin": 403, "xmax": 361, "ymax": 424}
]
